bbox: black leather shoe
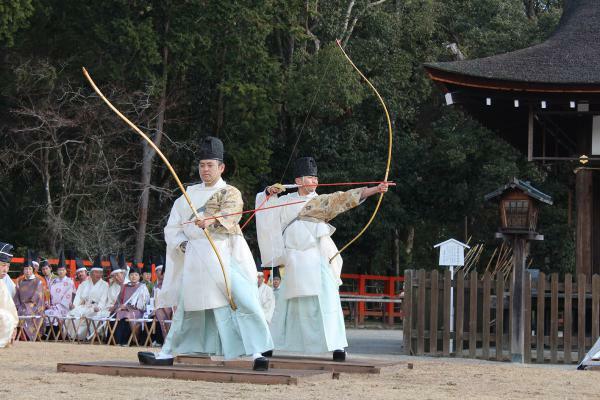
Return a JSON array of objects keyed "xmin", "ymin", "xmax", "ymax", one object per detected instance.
[
  {"xmin": 332, "ymin": 350, "xmax": 346, "ymax": 362},
  {"xmin": 138, "ymin": 351, "xmax": 174, "ymax": 366},
  {"xmin": 261, "ymin": 350, "xmax": 273, "ymax": 357},
  {"xmin": 252, "ymin": 357, "xmax": 269, "ymax": 371}
]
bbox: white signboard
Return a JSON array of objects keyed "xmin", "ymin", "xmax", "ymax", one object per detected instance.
[{"xmin": 433, "ymin": 239, "xmax": 469, "ymax": 267}]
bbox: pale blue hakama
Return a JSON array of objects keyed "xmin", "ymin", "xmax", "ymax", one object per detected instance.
[
  {"xmin": 271, "ymin": 261, "xmax": 347, "ymax": 353},
  {"xmin": 162, "ymin": 262, "xmax": 273, "ymax": 359}
]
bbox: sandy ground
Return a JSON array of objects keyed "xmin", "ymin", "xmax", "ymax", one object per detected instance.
[{"xmin": 1, "ymin": 341, "xmax": 599, "ymax": 400}]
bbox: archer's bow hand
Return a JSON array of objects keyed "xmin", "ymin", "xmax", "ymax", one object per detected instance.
[
  {"xmin": 266, "ymin": 183, "xmax": 286, "ymax": 196},
  {"xmin": 360, "ymin": 182, "xmax": 390, "ymax": 200}
]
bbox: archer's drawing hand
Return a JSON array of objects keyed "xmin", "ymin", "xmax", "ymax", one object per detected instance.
[
  {"xmin": 194, "ymin": 218, "xmax": 215, "ymax": 229},
  {"xmin": 266, "ymin": 183, "xmax": 286, "ymax": 195}
]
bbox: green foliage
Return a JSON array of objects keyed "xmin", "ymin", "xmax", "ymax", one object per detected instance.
[
  {"xmin": 0, "ymin": 0, "xmax": 575, "ymax": 275},
  {"xmin": 0, "ymin": 0, "xmax": 33, "ymax": 47}
]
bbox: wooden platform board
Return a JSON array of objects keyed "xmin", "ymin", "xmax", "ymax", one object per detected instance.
[
  {"xmin": 176, "ymin": 354, "xmax": 399, "ymax": 374},
  {"xmin": 57, "ymin": 361, "xmax": 331, "ymax": 385}
]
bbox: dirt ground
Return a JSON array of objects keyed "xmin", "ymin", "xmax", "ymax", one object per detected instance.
[{"xmin": 1, "ymin": 341, "xmax": 598, "ymax": 400}]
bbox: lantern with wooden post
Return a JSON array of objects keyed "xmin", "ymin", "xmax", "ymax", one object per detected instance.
[{"xmin": 484, "ymin": 178, "xmax": 553, "ymax": 363}]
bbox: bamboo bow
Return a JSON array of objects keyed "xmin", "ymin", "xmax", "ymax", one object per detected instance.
[
  {"xmin": 329, "ymin": 40, "xmax": 393, "ymax": 263},
  {"xmin": 82, "ymin": 67, "xmax": 236, "ymax": 310}
]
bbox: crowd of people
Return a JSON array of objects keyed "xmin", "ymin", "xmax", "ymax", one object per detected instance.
[{"xmin": 0, "ymin": 244, "xmax": 280, "ymax": 347}]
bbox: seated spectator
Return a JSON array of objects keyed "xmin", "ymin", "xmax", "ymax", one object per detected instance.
[
  {"xmin": 44, "ymin": 251, "xmax": 75, "ymax": 335},
  {"xmin": 0, "ymin": 242, "xmax": 18, "ymax": 347},
  {"xmin": 40, "ymin": 258, "xmax": 55, "ymax": 305},
  {"xmin": 13, "ymin": 252, "xmax": 45, "ymax": 341},
  {"xmin": 141, "ymin": 256, "xmax": 154, "ymax": 294},
  {"xmin": 15, "ymin": 250, "xmax": 48, "ymax": 297},
  {"xmin": 65, "ymin": 255, "xmax": 109, "ymax": 340},
  {"xmin": 111, "ymin": 265, "xmax": 149, "ymax": 346},
  {"xmin": 74, "ymin": 257, "xmax": 88, "ymax": 289}
]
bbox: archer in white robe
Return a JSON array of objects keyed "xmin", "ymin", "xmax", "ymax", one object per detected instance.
[
  {"xmin": 65, "ymin": 278, "xmax": 109, "ymax": 340},
  {"xmin": 256, "ymin": 188, "xmax": 364, "ymax": 354},
  {"xmin": 159, "ymin": 178, "xmax": 273, "ymax": 359},
  {"xmin": 0, "ymin": 279, "xmax": 18, "ymax": 348}
]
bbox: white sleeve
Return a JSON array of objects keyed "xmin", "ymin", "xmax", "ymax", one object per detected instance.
[
  {"xmin": 164, "ymin": 198, "xmax": 188, "ymax": 249},
  {"xmin": 161, "ymin": 199, "xmax": 187, "ymax": 308},
  {"xmin": 255, "ymin": 191, "xmax": 286, "ymax": 268}
]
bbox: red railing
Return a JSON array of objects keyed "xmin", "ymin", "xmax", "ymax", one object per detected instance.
[{"xmin": 339, "ymin": 273, "xmax": 404, "ymax": 325}]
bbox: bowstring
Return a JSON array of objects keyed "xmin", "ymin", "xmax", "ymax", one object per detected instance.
[{"xmin": 279, "ymin": 49, "xmax": 336, "ymax": 183}]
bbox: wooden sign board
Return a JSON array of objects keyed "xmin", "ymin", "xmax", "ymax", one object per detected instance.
[{"xmin": 433, "ymin": 239, "xmax": 470, "ymax": 266}]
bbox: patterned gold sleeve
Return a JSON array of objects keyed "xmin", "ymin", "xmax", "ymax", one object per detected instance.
[
  {"xmin": 204, "ymin": 186, "xmax": 244, "ymax": 234},
  {"xmin": 298, "ymin": 187, "xmax": 364, "ymax": 222}
]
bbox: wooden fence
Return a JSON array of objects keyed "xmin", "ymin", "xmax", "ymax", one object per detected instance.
[{"xmin": 403, "ymin": 269, "xmax": 600, "ymax": 363}]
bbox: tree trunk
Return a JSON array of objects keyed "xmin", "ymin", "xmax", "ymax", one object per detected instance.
[{"xmin": 135, "ymin": 19, "xmax": 169, "ymax": 260}]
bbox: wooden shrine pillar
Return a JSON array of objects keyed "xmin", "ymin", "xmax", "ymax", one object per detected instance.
[{"xmin": 576, "ymin": 169, "xmax": 593, "ymax": 280}]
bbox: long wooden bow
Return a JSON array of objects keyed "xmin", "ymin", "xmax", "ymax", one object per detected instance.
[
  {"xmin": 329, "ymin": 40, "xmax": 393, "ymax": 263},
  {"xmin": 82, "ymin": 67, "xmax": 237, "ymax": 310}
]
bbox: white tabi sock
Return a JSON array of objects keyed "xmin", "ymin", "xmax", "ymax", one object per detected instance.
[
  {"xmin": 252, "ymin": 353, "xmax": 262, "ymax": 360},
  {"xmin": 156, "ymin": 350, "xmax": 174, "ymax": 359}
]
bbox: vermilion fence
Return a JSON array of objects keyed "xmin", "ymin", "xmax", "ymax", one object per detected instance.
[{"xmin": 339, "ymin": 273, "xmax": 404, "ymax": 325}]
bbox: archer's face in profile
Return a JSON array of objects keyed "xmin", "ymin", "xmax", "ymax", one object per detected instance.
[
  {"xmin": 199, "ymin": 159, "xmax": 225, "ymax": 186},
  {"xmin": 295, "ymin": 176, "xmax": 318, "ymax": 194}
]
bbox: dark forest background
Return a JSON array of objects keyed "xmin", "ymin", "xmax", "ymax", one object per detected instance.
[{"xmin": 0, "ymin": 0, "xmax": 572, "ymax": 275}]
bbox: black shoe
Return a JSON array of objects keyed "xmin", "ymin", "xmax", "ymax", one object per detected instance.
[
  {"xmin": 332, "ymin": 350, "xmax": 346, "ymax": 362},
  {"xmin": 252, "ymin": 357, "xmax": 269, "ymax": 371},
  {"xmin": 138, "ymin": 351, "xmax": 174, "ymax": 366},
  {"xmin": 261, "ymin": 350, "xmax": 273, "ymax": 357}
]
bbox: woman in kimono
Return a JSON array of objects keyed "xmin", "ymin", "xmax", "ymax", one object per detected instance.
[
  {"xmin": 111, "ymin": 265, "xmax": 149, "ymax": 346},
  {"xmin": 44, "ymin": 252, "xmax": 75, "ymax": 334},
  {"xmin": 13, "ymin": 258, "xmax": 45, "ymax": 341}
]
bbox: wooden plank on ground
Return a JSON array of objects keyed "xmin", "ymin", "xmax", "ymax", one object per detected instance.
[
  {"xmin": 469, "ymin": 271, "xmax": 478, "ymax": 358},
  {"xmin": 564, "ymin": 274, "xmax": 572, "ymax": 364},
  {"xmin": 550, "ymin": 273, "xmax": 559, "ymax": 364},
  {"xmin": 403, "ymin": 270, "xmax": 413, "ymax": 355},
  {"xmin": 417, "ymin": 269, "xmax": 426, "ymax": 356},
  {"xmin": 443, "ymin": 269, "xmax": 451, "ymax": 357},
  {"xmin": 578, "ymin": 274, "xmax": 586, "ymax": 362},
  {"xmin": 430, "ymin": 269, "xmax": 439, "ymax": 355},
  {"xmin": 57, "ymin": 361, "xmax": 331, "ymax": 385},
  {"xmin": 523, "ymin": 272, "xmax": 531, "ymax": 363},
  {"xmin": 496, "ymin": 276, "xmax": 504, "ymax": 362},
  {"xmin": 176, "ymin": 355, "xmax": 397, "ymax": 374},
  {"xmin": 537, "ymin": 272, "xmax": 546, "ymax": 363},
  {"xmin": 456, "ymin": 271, "xmax": 464, "ymax": 357},
  {"xmin": 482, "ymin": 272, "xmax": 491, "ymax": 360}
]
